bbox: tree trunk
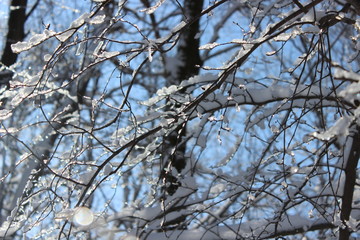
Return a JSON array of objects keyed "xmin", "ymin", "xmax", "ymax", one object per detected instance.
[
  {"xmin": 339, "ymin": 125, "xmax": 360, "ymax": 240},
  {"xmin": 0, "ymin": 0, "xmax": 27, "ymax": 88},
  {"xmin": 172, "ymin": 0, "xmax": 203, "ymax": 172},
  {"xmin": 162, "ymin": 0, "xmax": 204, "ymax": 196}
]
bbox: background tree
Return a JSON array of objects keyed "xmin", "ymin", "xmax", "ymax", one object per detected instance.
[{"xmin": 0, "ymin": 0, "xmax": 359, "ymax": 239}]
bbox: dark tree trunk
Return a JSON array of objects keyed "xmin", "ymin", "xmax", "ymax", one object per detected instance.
[
  {"xmin": 176, "ymin": 0, "xmax": 204, "ymax": 83},
  {"xmin": 0, "ymin": 0, "xmax": 27, "ymax": 88},
  {"xmin": 339, "ymin": 126, "xmax": 360, "ymax": 240},
  {"xmin": 171, "ymin": 0, "xmax": 204, "ymax": 173},
  {"xmin": 162, "ymin": 0, "xmax": 204, "ymax": 196},
  {"xmin": 1, "ymin": 0, "xmax": 27, "ymax": 66}
]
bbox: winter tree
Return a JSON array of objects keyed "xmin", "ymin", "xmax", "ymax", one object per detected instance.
[{"xmin": 0, "ymin": 0, "xmax": 359, "ymax": 239}]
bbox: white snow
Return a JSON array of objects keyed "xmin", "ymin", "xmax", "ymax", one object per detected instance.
[
  {"xmin": 87, "ymin": 14, "xmax": 106, "ymax": 25},
  {"xmin": 334, "ymin": 68, "xmax": 360, "ymax": 82},
  {"xmin": 0, "ymin": 220, "xmax": 22, "ymax": 238},
  {"xmin": 171, "ymin": 21, "xmax": 187, "ymax": 33},
  {"xmin": 11, "ymin": 30, "xmax": 56, "ymax": 53},
  {"xmin": 273, "ymin": 32, "xmax": 292, "ymax": 41},
  {"xmin": 266, "ymin": 50, "xmax": 276, "ymax": 56},
  {"xmin": 140, "ymin": 0, "xmax": 166, "ymax": 14},
  {"xmin": 209, "ymin": 183, "xmax": 226, "ymax": 197},
  {"xmin": 76, "ymin": 42, "xmax": 85, "ymax": 56},
  {"xmin": 70, "ymin": 13, "xmax": 91, "ymax": 28},
  {"xmin": 28, "ymin": 33, "xmax": 47, "ymax": 45},
  {"xmin": 11, "ymin": 41, "xmax": 31, "ymax": 53},
  {"xmin": 300, "ymin": 10, "xmax": 326, "ymax": 22},
  {"xmin": 230, "ymin": 39, "xmax": 248, "ymax": 44},
  {"xmin": 301, "ymin": 25, "xmax": 321, "ymax": 34},
  {"xmin": 0, "ymin": 109, "xmax": 12, "ymax": 120},
  {"xmin": 97, "ymin": 51, "xmax": 120, "ymax": 58},
  {"xmin": 311, "ymin": 116, "xmax": 351, "ymax": 141},
  {"xmin": 56, "ymin": 29, "xmax": 76, "ymax": 42},
  {"xmin": 199, "ymin": 42, "xmax": 220, "ymax": 50},
  {"xmin": 147, "ymin": 45, "xmax": 153, "ymax": 62}
]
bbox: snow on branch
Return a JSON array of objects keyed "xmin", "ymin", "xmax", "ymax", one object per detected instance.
[{"xmin": 124, "ymin": 215, "xmax": 334, "ymax": 240}]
